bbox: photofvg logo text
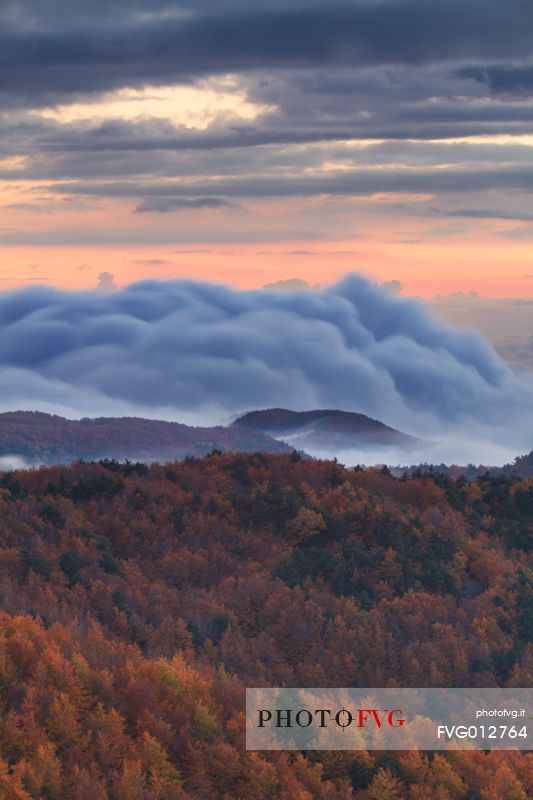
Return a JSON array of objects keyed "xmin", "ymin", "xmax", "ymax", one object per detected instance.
[
  {"xmin": 258, "ymin": 707, "xmax": 405, "ymax": 730},
  {"xmin": 246, "ymin": 688, "xmax": 532, "ymax": 750}
]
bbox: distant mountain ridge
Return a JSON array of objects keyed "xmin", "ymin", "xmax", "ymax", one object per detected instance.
[
  {"xmin": 1, "ymin": 410, "xmax": 531, "ymax": 477},
  {"xmin": 232, "ymin": 407, "xmax": 420, "ymax": 450},
  {"xmin": 0, "ymin": 411, "xmax": 292, "ymax": 465}
]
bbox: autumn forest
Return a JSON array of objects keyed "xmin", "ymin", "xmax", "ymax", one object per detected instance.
[{"xmin": 0, "ymin": 452, "xmax": 531, "ymax": 799}]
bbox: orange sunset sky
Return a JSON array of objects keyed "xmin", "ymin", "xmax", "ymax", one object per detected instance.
[{"xmin": 1, "ymin": 236, "xmax": 532, "ymax": 297}]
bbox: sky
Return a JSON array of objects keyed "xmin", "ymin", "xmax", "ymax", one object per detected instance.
[{"xmin": 1, "ymin": 0, "xmax": 533, "ymax": 297}]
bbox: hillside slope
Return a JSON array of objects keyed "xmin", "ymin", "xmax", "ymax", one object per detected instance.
[
  {"xmin": 233, "ymin": 407, "xmax": 419, "ymax": 450},
  {"xmin": 0, "ymin": 453, "xmax": 530, "ymax": 797},
  {"xmin": 0, "ymin": 410, "xmax": 291, "ymax": 464}
]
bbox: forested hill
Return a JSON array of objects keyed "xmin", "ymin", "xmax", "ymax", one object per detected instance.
[
  {"xmin": 0, "ymin": 410, "xmax": 291, "ymax": 464},
  {"xmin": 233, "ymin": 407, "xmax": 418, "ymax": 449},
  {"xmin": 0, "ymin": 453, "xmax": 531, "ymax": 798}
]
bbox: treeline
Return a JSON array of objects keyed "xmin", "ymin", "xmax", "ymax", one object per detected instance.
[
  {"xmin": 395, "ymin": 449, "xmax": 533, "ymax": 481},
  {"xmin": 0, "ymin": 453, "xmax": 531, "ymax": 798}
]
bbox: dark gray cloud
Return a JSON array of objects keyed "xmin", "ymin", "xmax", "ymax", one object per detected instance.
[
  {"xmin": 3, "ymin": 118, "xmax": 533, "ymax": 192},
  {"xmin": 445, "ymin": 208, "xmax": 533, "ymax": 222},
  {"xmin": 0, "ymin": 275, "xmax": 531, "ymax": 461},
  {"xmin": 1, "ymin": 1, "xmax": 532, "ymax": 105},
  {"xmin": 458, "ymin": 64, "xmax": 533, "ymax": 95},
  {"xmin": 43, "ymin": 165, "xmax": 533, "ymax": 200},
  {"xmin": 135, "ymin": 197, "xmax": 240, "ymax": 213}
]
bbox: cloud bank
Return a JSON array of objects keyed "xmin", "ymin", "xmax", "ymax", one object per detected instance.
[
  {"xmin": 1, "ymin": 1, "xmax": 532, "ymax": 104},
  {"xmin": 0, "ymin": 274, "xmax": 531, "ymax": 462}
]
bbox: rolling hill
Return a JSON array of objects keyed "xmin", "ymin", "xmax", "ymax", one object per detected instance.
[
  {"xmin": 0, "ymin": 410, "xmax": 292, "ymax": 465},
  {"xmin": 232, "ymin": 407, "xmax": 420, "ymax": 451}
]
